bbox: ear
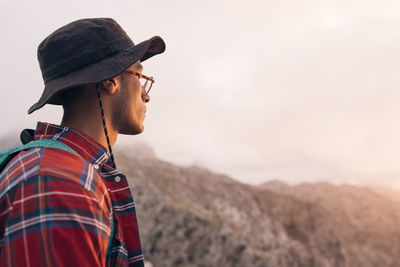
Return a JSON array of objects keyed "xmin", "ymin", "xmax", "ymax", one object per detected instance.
[{"xmin": 99, "ymin": 78, "xmax": 119, "ymax": 95}]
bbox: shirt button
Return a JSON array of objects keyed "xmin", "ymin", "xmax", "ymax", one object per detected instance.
[
  {"xmin": 93, "ymin": 165, "xmax": 99, "ymax": 170},
  {"xmin": 114, "ymin": 176, "xmax": 121, "ymax": 182}
]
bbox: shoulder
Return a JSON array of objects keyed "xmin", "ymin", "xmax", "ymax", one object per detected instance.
[
  {"xmin": 37, "ymin": 146, "xmax": 87, "ymax": 179},
  {"xmin": 0, "ymin": 146, "xmax": 107, "ymax": 200}
]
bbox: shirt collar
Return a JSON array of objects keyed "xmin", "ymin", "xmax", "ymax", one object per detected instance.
[{"xmin": 34, "ymin": 121, "xmax": 113, "ymax": 166}]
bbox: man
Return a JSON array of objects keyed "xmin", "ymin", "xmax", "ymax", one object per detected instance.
[{"xmin": 0, "ymin": 18, "xmax": 165, "ymax": 266}]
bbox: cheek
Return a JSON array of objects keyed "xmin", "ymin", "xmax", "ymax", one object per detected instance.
[
  {"xmin": 113, "ymin": 89, "xmax": 132, "ymax": 117},
  {"xmin": 120, "ymin": 83, "xmax": 144, "ymax": 115},
  {"xmin": 133, "ymin": 90, "xmax": 145, "ymax": 112}
]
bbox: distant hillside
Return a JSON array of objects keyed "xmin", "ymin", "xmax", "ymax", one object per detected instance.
[
  {"xmin": 2, "ymin": 135, "xmax": 400, "ymax": 267},
  {"xmin": 116, "ymin": 148, "xmax": 400, "ymax": 267}
]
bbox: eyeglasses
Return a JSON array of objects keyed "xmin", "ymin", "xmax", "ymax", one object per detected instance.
[{"xmin": 125, "ymin": 70, "xmax": 155, "ymax": 95}]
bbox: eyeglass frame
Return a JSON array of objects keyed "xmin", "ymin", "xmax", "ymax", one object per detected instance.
[{"xmin": 125, "ymin": 70, "xmax": 155, "ymax": 95}]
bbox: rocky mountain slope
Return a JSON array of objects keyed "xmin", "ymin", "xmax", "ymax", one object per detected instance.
[
  {"xmin": 115, "ymin": 148, "xmax": 400, "ymax": 267},
  {"xmin": 1, "ymin": 135, "xmax": 400, "ymax": 267}
]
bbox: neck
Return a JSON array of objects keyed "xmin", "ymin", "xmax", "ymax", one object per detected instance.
[{"xmin": 61, "ymin": 106, "xmax": 118, "ymax": 153}]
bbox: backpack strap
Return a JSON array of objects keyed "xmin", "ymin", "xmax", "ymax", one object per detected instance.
[
  {"xmin": 106, "ymin": 217, "xmax": 114, "ymax": 257},
  {"xmin": 0, "ymin": 139, "xmax": 80, "ymax": 170}
]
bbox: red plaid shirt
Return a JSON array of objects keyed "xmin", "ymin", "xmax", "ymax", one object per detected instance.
[{"xmin": 0, "ymin": 122, "xmax": 144, "ymax": 267}]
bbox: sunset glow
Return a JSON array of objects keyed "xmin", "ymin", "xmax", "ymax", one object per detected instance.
[{"xmin": 1, "ymin": 0, "xmax": 400, "ymax": 188}]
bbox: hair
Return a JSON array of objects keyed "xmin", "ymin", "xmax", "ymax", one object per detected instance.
[{"xmin": 56, "ymin": 85, "xmax": 91, "ymax": 108}]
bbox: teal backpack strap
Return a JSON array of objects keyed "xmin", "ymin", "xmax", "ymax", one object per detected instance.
[
  {"xmin": 28, "ymin": 139, "xmax": 79, "ymax": 156},
  {"xmin": 0, "ymin": 139, "xmax": 80, "ymax": 171},
  {"xmin": 106, "ymin": 216, "xmax": 114, "ymax": 257}
]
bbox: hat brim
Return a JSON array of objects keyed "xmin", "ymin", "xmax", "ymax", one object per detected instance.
[{"xmin": 28, "ymin": 36, "xmax": 165, "ymax": 114}]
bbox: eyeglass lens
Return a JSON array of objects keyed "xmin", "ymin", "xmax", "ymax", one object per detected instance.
[{"xmin": 141, "ymin": 78, "xmax": 154, "ymax": 95}]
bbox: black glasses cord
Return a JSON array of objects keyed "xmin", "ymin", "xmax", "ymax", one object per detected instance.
[{"xmin": 96, "ymin": 84, "xmax": 116, "ymax": 168}]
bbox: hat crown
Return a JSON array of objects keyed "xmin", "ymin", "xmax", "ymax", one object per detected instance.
[
  {"xmin": 28, "ymin": 17, "xmax": 165, "ymax": 114},
  {"xmin": 38, "ymin": 18, "xmax": 134, "ymax": 83}
]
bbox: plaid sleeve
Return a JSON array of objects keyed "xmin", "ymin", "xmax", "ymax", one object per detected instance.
[{"xmin": 0, "ymin": 167, "xmax": 112, "ymax": 266}]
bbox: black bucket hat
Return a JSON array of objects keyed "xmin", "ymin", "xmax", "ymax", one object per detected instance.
[{"xmin": 28, "ymin": 17, "xmax": 166, "ymax": 114}]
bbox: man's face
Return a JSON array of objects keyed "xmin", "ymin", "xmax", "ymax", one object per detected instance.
[{"xmin": 112, "ymin": 61, "xmax": 150, "ymax": 135}]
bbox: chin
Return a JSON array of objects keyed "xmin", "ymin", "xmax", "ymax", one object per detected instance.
[{"xmin": 119, "ymin": 124, "xmax": 144, "ymax": 135}]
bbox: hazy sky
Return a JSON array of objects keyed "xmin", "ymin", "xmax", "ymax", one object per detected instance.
[{"xmin": 1, "ymin": 0, "xmax": 400, "ymax": 187}]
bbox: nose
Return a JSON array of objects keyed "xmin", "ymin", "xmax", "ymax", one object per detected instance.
[{"xmin": 142, "ymin": 93, "xmax": 150, "ymax": 103}]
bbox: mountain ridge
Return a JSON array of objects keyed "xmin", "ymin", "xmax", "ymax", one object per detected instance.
[
  {"xmin": 1, "ymin": 136, "xmax": 399, "ymax": 266},
  {"xmin": 116, "ymin": 149, "xmax": 400, "ymax": 267}
]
